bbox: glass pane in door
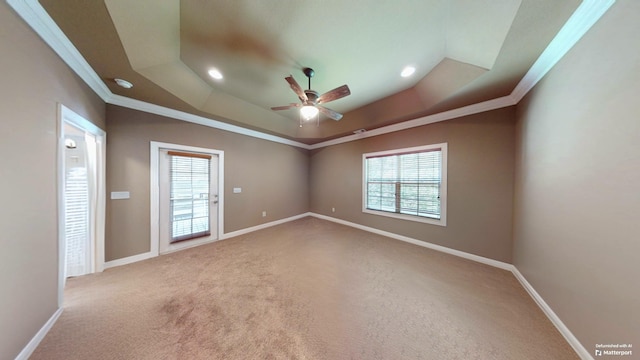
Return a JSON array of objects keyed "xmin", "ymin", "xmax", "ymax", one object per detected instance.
[{"xmin": 169, "ymin": 155, "xmax": 210, "ymax": 242}]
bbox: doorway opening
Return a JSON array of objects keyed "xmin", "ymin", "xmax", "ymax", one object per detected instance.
[{"xmin": 58, "ymin": 105, "xmax": 106, "ymax": 306}]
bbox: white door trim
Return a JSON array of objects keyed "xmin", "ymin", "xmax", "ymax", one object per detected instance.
[
  {"xmin": 150, "ymin": 141, "xmax": 225, "ymax": 257},
  {"xmin": 57, "ymin": 104, "xmax": 106, "ymax": 307}
]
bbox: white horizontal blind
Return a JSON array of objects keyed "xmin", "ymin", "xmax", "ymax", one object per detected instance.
[
  {"xmin": 65, "ymin": 167, "xmax": 89, "ymax": 277},
  {"xmin": 169, "ymin": 153, "xmax": 210, "ymax": 242},
  {"xmin": 366, "ymin": 149, "xmax": 442, "ymax": 219}
]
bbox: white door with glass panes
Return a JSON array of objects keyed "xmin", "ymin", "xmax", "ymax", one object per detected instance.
[{"xmin": 159, "ymin": 150, "xmax": 219, "ymax": 253}]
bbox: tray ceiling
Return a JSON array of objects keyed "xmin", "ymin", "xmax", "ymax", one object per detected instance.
[{"xmin": 38, "ymin": 0, "xmax": 581, "ymax": 144}]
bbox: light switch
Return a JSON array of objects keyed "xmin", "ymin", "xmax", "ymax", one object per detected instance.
[
  {"xmin": 233, "ymin": 187, "xmax": 242, "ymax": 193},
  {"xmin": 111, "ymin": 191, "xmax": 130, "ymax": 200}
]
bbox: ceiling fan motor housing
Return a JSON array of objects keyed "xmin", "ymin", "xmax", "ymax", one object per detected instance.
[{"xmin": 304, "ymin": 90, "xmax": 319, "ymax": 105}]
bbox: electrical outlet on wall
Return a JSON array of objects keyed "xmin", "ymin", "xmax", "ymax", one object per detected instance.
[
  {"xmin": 262, "ymin": 211, "xmax": 267, "ymax": 217},
  {"xmin": 332, "ymin": 207, "xmax": 335, "ymax": 212}
]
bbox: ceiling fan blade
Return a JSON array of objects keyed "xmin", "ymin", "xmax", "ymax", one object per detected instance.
[
  {"xmin": 285, "ymin": 76, "xmax": 308, "ymax": 102},
  {"xmin": 318, "ymin": 106, "xmax": 343, "ymax": 121},
  {"xmin": 271, "ymin": 103, "xmax": 300, "ymax": 111},
  {"xmin": 317, "ymin": 85, "xmax": 350, "ymax": 104}
]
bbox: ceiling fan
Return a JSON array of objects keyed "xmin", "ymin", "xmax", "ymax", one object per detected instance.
[{"xmin": 271, "ymin": 67, "xmax": 351, "ymax": 122}]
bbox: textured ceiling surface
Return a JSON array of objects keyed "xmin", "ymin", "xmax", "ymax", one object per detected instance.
[{"xmin": 40, "ymin": 0, "xmax": 581, "ymax": 143}]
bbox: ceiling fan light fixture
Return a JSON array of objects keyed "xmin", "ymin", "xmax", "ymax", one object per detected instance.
[{"xmin": 300, "ymin": 105, "xmax": 319, "ymax": 120}]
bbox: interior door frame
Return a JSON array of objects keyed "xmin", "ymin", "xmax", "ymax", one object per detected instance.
[
  {"xmin": 57, "ymin": 104, "xmax": 106, "ymax": 307},
  {"xmin": 150, "ymin": 141, "xmax": 225, "ymax": 256}
]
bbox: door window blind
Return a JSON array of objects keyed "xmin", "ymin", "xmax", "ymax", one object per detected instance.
[{"xmin": 169, "ymin": 152, "xmax": 211, "ymax": 242}]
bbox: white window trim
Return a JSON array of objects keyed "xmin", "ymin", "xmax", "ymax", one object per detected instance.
[{"xmin": 362, "ymin": 143, "xmax": 447, "ymax": 227}]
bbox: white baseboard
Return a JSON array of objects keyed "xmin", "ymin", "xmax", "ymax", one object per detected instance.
[
  {"xmin": 309, "ymin": 213, "xmax": 513, "ymax": 271},
  {"xmin": 15, "ymin": 308, "xmax": 63, "ymax": 360},
  {"xmin": 511, "ymin": 268, "xmax": 592, "ymax": 360},
  {"xmin": 310, "ymin": 212, "xmax": 589, "ymax": 359},
  {"xmin": 221, "ymin": 212, "xmax": 311, "ymax": 239},
  {"xmin": 104, "ymin": 251, "xmax": 154, "ymax": 269}
]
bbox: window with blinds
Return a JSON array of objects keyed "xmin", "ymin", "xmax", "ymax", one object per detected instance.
[
  {"xmin": 169, "ymin": 152, "xmax": 211, "ymax": 242},
  {"xmin": 363, "ymin": 143, "xmax": 447, "ymax": 226}
]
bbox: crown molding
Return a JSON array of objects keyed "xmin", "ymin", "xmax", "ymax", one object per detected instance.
[
  {"xmin": 510, "ymin": 0, "xmax": 616, "ymax": 102},
  {"xmin": 7, "ymin": 0, "xmax": 112, "ymax": 102},
  {"xmin": 109, "ymin": 95, "xmax": 310, "ymax": 149},
  {"xmin": 309, "ymin": 95, "xmax": 516, "ymax": 149},
  {"xmin": 7, "ymin": 0, "xmax": 615, "ymax": 150}
]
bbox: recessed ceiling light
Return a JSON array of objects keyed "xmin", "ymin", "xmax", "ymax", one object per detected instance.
[
  {"xmin": 114, "ymin": 78, "xmax": 133, "ymax": 89},
  {"xmin": 208, "ymin": 68, "xmax": 223, "ymax": 80},
  {"xmin": 401, "ymin": 66, "xmax": 416, "ymax": 78}
]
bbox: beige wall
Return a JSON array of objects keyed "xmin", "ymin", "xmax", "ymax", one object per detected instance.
[
  {"xmin": 310, "ymin": 107, "xmax": 516, "ymax": 263},
  {"xmin": 513, "ymin": 1, "xmax": 639, "ymax": 352},
  {"xmin": 0, "ymin": 3, "xmax": 106, "ymax": 359},
  {"xmin": 105, "ymin": 105, "xmax": 309, "ymax": 261}
]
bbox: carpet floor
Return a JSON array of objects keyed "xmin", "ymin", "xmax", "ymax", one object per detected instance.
[{"xmin": 31, "ymin": 217, "xmax": 578, "ymax": 359}]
